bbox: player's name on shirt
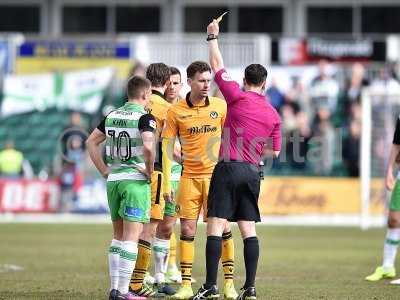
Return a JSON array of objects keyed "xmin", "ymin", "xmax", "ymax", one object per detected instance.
[{"xmin": 111, "ymin": 119, "xmax": 128, "ymax": 127}]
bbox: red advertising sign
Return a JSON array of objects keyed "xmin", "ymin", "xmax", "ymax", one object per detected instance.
[{"xmin": 0, "ymin": 179, "xmax": 60, "ymax": 213}]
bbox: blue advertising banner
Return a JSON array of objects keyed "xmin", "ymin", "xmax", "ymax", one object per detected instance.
[
  {"xmin": 72, "ymin": 179, "xmax": 109, "ymax": 214},
  {"xmin": 19, "ymin": 41, "xmax": 130, "ymax": 58},
  {"xmin": 0, "ymin": 40, "xmax": 11, "ymax": 74},
  {"xmin": 16, "ymin": 40, "xmax": 133, "ymax": 79}
]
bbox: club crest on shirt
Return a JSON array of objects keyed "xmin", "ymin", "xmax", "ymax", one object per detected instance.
[
  {"xmin": 210, "ymin": 111, "xmax": 218, "ymax": 119},
  {"xmin": 221, "ymin": 72, "xmax": 233, "ymax": 81}
]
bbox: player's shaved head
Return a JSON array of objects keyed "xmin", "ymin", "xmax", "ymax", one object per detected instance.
[
  {"xmin": 126, "ymin": 76, "xmax": 151, "ymax": 99},
  {"xmin": 244, "ymin": 64, "xmax": 268, "ymax": 86},
  {"xmin": 146, "ymin": 63, "xmax": 171, "ymax": 87},
  {"xmin": 187, "ymin": 61, "xmax": 211, "ymax": 79}
]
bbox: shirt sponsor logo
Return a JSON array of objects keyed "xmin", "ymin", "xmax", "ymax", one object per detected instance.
[
  {"xmin": 188, "ymin": 125, "xmax": 217, "ymax": 135},
  {"xmin": 210, "ymin": 111, "xmax": 218, "ymax": 119},
  {"xmin": 124, "ymin": 206, "xmax": 143, "ymax": 219},
  {"xmin": 115, "ymin": 110, "xmax": 136, "ymax": 116}
]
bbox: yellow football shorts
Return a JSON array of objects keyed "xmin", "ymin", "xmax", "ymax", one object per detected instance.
[{"xmin": 176, "ymin": 176, "xmax": 211, "ymax": 221}]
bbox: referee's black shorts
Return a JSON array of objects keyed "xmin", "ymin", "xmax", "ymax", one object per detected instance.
[{"xmin": 207, "ymin": 161, "xmax": 261, "ymax": 222}]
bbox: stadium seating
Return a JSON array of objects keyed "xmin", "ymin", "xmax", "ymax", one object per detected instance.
[{"xmin": 0, "ymin": 109, "xmax": 88, "ymax": 174}]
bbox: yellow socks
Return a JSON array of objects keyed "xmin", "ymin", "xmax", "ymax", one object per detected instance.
[
  {"xmin": 130, "ymin": 239, "xmax": 152, "ymax": 291},
  {"xmin": 180, "ymin": 235, "xmax": 195, "ymax": 286},
  {"xmin": 222, "ymin": 231, "xmax": 235, "ymax": 283}
]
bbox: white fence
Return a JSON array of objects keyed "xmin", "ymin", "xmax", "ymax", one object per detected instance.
[{"xmin": 129, "ymin": 33, "xmax": 271, "ymax": 67}]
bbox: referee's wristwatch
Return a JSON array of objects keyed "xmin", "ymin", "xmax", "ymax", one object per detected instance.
[{"xmin": 206, "ymin": 34, "xmax": 218, "ymax": 41}]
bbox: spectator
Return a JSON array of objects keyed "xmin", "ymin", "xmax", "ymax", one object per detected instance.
[
  {"xmin": 342, "ymin": 120, "xmax": 361, "ymax": 177},
  {"xmin": 387, "ymin": 61, "xmax": 400, "ymax": 82},
  {"xmin": 311, "ymin": 107, "xmax": 335, "ymax": 175},
  {"xmin": 266, "ymin": 77, "xmax": 285, "ymax": 111},
  {"xmin": 59, "ymin": 111, "xmax": 87, "ymax": 212},
  {"xmin": 280, "ymin": 102, "xmax": 300, "ymax": 169},
  {"xmin": 285, "ymin": 77, "xmax": 312, "ymax": 120},
  {"xmin": 345, "ymin": 63, "xmax": 369, "ymax": 104},
  {"xmin": 281, "ymin": 103, "xmax": 299, "ymax": 135},
  {"xmin": 370, "ymin": 67, "xmax": 400, "ymax": 94},
  {"xmin": 61, "ymin": 111, "xmax": 87, "ymax": 165},
  {"xmin": 349, "ymin": 102, "xmax": 362, "ymax": 122},
  {"xmin": 128, "ymin": 61, "xmax": 146, "ymax": 78},
  {"xmin": 309, "ymin": 60, "xmax": 339, "ymax": 113},
  {"xmin": 288, "ymin": 112, "xmax": 312, "ymax": 170},
  {"xmin": 0, "ymin": 140, "xmax": 25, "ymax": 178}
]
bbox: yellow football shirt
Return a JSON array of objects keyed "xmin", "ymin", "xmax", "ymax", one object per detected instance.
[
  {"xmin": 148, "ymin": 90, "xmax": 171, "ymax": 138},
  {"xmin": 148, "ymin": 90, "xmax": 171, "ymax": 170},
  {"xmin": 162, "ymin": 93, "xmax": 226, "ymax": 178}
]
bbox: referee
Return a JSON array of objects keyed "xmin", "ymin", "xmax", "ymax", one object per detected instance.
[{"xmin": 191, "ymin": 20, "xmax": 282, "ymax": 300}]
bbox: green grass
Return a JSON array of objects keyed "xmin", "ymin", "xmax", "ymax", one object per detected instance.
[{"xmin": 0, "ymin": 224, "xmax": 399, "ymax": 299}]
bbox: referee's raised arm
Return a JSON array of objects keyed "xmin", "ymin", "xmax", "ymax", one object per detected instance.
[
  {"xmin": 207, "ymin": 20, "xmax": 224, "ymax": 74},
  {"xmin": 207, "ymin": 19, "xmax": 242, "ymax": 103}
]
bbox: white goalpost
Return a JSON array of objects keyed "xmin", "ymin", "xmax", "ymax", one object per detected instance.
[{"xmin": 361, "ymin": 88, "xmax": 400, "ymax": 229}]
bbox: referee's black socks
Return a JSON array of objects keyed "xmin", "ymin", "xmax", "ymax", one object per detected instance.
[
  {"xmin": 244, "ymin": 236, "xmax": 259, "ymax": 288},
  {"xmin": 205, "ymin": 236, "xmax": 222, "ymax": 288}
]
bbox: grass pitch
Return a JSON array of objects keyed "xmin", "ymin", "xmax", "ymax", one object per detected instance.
[{"xmin": 0, "ymin": 224, "xmax": 399, "ymax": 299}]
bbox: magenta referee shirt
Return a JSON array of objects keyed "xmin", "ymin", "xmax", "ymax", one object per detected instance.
[{"xmin": 214, "ymin": 68, "xmax": 282, "ymax": 165}]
